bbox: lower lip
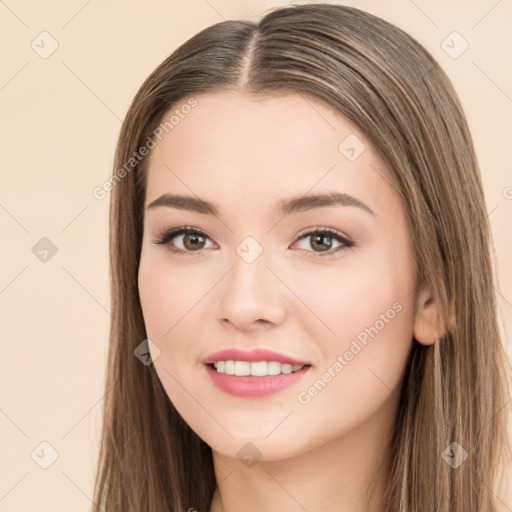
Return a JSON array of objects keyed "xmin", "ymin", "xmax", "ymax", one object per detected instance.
[{"xmin": 204, "ymin": 364, "xmax": 311, "ymax": 397}]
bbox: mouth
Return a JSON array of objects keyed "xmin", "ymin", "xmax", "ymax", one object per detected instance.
[
  {"xmin": 202, "ymin": 348, "xmax": 313, "ymax": 397},
  {"xmin": 204, "ymin": 360, "xmax": 312, "ymax": 397}
]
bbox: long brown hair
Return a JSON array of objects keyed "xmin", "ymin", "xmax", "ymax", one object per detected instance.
[{"xmin": 92, "ymin": 4, "xmax": 511, "ymax": 511}]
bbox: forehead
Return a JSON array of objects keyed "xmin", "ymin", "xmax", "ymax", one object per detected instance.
[{"xmin": 144, "ymin": 91, "xmax": 398, "ymax": 218}]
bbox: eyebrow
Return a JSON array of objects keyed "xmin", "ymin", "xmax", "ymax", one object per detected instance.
[{"xmin": 146, "ymin": 192, "xmax": 375, "ymax": 216}]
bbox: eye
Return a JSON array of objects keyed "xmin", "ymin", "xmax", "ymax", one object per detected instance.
[
  {"xmin": 292, "ymin": 227, "xmax": 354, "ymax": 257},
  {"xmin": 153, "ymin": 226, "xmax": 354, "ymax": 257},
  {"xmin": 153, "ymin": 226, "xmax": 215, "ymax": 253}
]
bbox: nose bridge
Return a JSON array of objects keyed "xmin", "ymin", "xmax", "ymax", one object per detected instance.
[{"xmin": 229, "ymin": 234, "xmax": 272, "ymax": 299}]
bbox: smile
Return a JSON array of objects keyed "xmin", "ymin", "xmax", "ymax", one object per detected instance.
[{"xmin": 205, "ymin": 362, "xmax": 312, "ymax": 397}]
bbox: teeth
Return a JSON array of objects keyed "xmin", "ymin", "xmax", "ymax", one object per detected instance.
[
  {"xmin": 213, "ymin": 360, "xmax": 305, "ymax": 376},
  {"xmin": 250, "ymin": 361, "xmax": 267, "ymax": 376},
  {"xmin": 234, "ymin": 361, "xmax": 250, "ymax": 376}
]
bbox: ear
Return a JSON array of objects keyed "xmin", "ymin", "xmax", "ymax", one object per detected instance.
[{"xmin": 413, "ymin": 285, "xmax": 446, "ymax": 345}]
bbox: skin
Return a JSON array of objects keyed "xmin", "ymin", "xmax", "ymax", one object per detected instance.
[{"xmin": 138, "ymin": 91, "xmax": 442, "ymax": 512}]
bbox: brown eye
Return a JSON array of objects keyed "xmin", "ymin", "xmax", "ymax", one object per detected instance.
[
  {"xmin": 293, "ymin": 228, "xmax": 354, "ymax": 257},
  {"xmin": 310, "ymin": 233, "xmax": 334, "ymax": 252},
  {"xmin": 154, "ymin": 227, "xmax": 214, "ymax": 253},
  {"xmin": 182, "ymin": 232, "xmax": 206, "ymax": 250}
]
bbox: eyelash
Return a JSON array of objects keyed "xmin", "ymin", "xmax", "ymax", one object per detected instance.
[{"xmin": 153, "ymin": 226, "xmax": 354, "ymax": 257}]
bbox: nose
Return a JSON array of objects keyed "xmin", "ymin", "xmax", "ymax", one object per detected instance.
[{"xmin": 217, "ymin": 244, "xmax": 287, "ymax": 331}]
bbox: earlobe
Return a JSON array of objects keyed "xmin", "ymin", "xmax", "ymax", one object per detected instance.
[{"xmin": 413, "ymin": 286, "xmax": 446, "ymax": 345}]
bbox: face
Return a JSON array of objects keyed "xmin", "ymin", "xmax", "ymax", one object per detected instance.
[{"xmin": 138, "ymin": 91, "xmax": 419, "ymax": 462}]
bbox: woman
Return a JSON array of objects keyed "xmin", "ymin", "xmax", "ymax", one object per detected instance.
[{"xmin": 92, "ymin": 3, "xmax": 511, "ymax": 511}]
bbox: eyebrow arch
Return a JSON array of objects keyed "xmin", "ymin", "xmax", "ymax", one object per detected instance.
[{"xmin": 146, "ymin": 192, "xmax": 375, "ymax": 216}]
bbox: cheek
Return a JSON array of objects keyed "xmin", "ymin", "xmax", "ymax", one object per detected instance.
[
  {"xmin": 138, "ymin": 251, "xmax": 211, "ymax": 339},
  {"xmin": 293, "ymin": 253, "xmax": 415, "ymax": 347},
  {"xmin": 138, "ymin": 262, "xmax": 174, "ymax": 339},
  {"xmin": 138, "ymin": 252, "xmax": 212, "ymax": 418},
  {"xmin": 137, "ymin": 250, "xmax": 221, "ymax": 405},
  {"xmin": 292, "ymin": 248, "xmax": 416, "ymax": 425}
]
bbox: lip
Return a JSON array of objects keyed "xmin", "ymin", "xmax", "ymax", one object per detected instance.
[
  {"xmin": 202, "ymin": 348, "xmax": 311, "ymax": 366},
  {"xmin": 202, "ymin": 348, "xmax": 312, "ymax": 398},
  {"xmin": 204, "ymin": 364, "xmax": 311, "ymax": 397}
]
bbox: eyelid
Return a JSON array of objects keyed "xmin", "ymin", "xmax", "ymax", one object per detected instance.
[{"xmin": 295, "ymin": 226, "xmax": 350, "ymax": 242}]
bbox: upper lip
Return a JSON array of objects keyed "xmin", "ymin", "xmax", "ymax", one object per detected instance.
[{"xmin": 203, "ymin": 348, "xmax": 311, "ymax": 366}]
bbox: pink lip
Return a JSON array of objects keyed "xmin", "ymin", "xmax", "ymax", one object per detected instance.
[
  {"xmin": 202, "ymin": 348, "xmax": 311, "ymax": 366},
  {"xmin": 202, "ymin": 348, "xmax": 312, "ymax": 398},
  {"xmin": 204, "ymin": 364, "xmax": 311, "ymax": 397}
]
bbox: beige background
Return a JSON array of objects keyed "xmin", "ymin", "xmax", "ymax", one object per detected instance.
[{"xmin": 1, "ymin": 0, "xmax": 511, "ymax": 510}]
